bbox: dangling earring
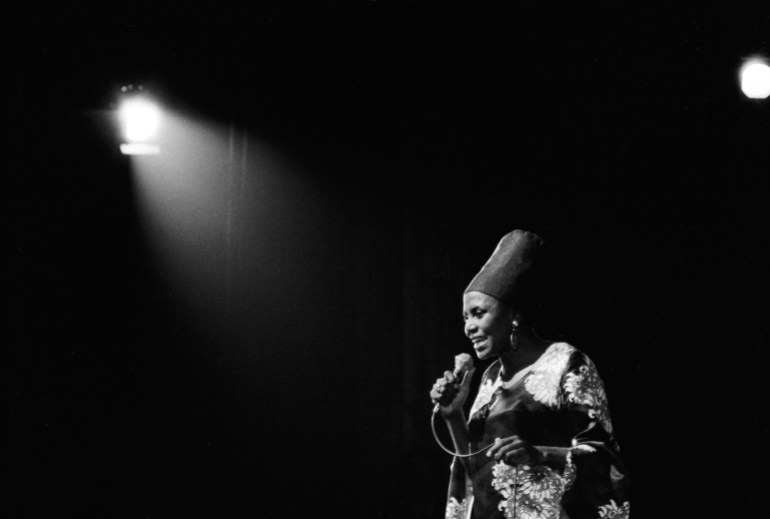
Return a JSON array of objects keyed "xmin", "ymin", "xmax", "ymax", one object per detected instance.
[{"xmin": 509, "ymin": 319, "xmax": 520, "ymax": 351}]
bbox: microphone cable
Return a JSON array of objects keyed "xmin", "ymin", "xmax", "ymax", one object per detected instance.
[
  {"xmin": 430, "ymin": 409, "xmax": 493, "ymax": 458},
  {"xmin": 431, "ymin": 409, "xmax": 519, "ymax": 517}
]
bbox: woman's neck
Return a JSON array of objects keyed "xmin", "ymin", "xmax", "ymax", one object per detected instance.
[{"xmin": 498, "ymin": 331, "xmax": 550, "ymax": 379}]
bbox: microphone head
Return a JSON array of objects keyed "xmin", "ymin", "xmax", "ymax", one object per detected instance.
[{"xmin": 454, "ymin": 353, "xmax": 474, "ymax": 375}]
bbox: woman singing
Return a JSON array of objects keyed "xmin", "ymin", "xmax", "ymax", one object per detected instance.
[{"xmin": 430, "ymin": 230, "xmax": 630, "ymax": 519}]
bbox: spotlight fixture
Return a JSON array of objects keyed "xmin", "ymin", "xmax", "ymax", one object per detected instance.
[
  {"xmin": 740, "ymin": 58, "xmax": 770, "ymax": 99},
  {"xmin": 118, "ymin": 84, "xmax": 162, "ymax": 155}
]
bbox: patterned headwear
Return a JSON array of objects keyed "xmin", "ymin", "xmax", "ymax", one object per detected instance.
[{"xmin": 464, "ymin": 229, "xmax": 546, "ymax": 313}]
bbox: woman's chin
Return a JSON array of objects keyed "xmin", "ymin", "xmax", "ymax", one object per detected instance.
[{"xmin": 474, "ymin": 348, "xmax": 492, "ymax": 360}]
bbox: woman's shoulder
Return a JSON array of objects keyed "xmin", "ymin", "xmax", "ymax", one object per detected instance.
[
  {"xmin": 524, "ymin": 342, "xmax": 592, "ymax": 407},
  {"xmin": 537, "ymin": 342, "xmax": 607, "ymax": 386},
  {"xmin": 536, "ymin": 341, "xmax": 581, "ymax": 367},
  {"xmin": 528, "ymin": 342, "xmax": 600, "ymax": 385}
]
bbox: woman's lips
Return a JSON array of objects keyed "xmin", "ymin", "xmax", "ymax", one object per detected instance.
[{"xmin": 472, "ymin": 337, "xmax": 487, "ymax": 350}]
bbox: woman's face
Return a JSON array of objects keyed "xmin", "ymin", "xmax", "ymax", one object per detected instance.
[{"xmin": 462, "ymin": 291, "xmax": 514, "ymax": 360}]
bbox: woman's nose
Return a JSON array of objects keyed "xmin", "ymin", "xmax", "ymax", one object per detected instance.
[{"xmin": 465, "ymin": 321, "xmax": 477, "ymax": 336}]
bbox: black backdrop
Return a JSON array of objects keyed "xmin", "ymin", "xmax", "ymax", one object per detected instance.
[{"xmin": 5, "ymin": 2, "xmax": 769, "ymax": 518}]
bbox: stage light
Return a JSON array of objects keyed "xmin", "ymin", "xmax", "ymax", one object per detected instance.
[
  {"xmin": 116, "ymin": 85, "xmax": 163, "ymax": 155},
  {"xmin": 119, "ymin": 97, "xmax": 161, "ymax": 141},
  {"xmin": 740, "ymin": 59, "xmax": 770, "ymax": 99}
]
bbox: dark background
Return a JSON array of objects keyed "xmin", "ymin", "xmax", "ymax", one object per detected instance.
[{"xmin": 4, "ymin": 2, "xmax": 769, "ymax": 517}]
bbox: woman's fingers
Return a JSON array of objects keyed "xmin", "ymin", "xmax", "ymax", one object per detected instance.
[
  {"xmin": 496, "ymin": 446, "xmax": 526, "ymax": 462},
  {"xmin": 485, "ymin": 438, "xmax": 502, "ymax": 458},
  {"xmin": 429, "ymin": 368, "xmax": 474, "ymax": 411},
  {"xmin": 486, "ymin": 437, "xmax": 541, "ymax": 465},
  {"xmin": 487, "ymin": 437, "xmax": 535, "ymax": 463},
  {"xmin": 486, "ymin": 436, "xmax": 523, "ymax": 459},
  {"xmin": 501, "ymin": 447, "xmax": 527, "ymax": 463},
  {"xmin": 430, "ymin": 376, "xmax": 459, "ymax": 406},
  {"xmin": 458, "ymin": 367, "xmax": 476, "ymax": 391},
  {"xmin": 430, "ymin": 381, "xmax": 446, "ymax": 401}
]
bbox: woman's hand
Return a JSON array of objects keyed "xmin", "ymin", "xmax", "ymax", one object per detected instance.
[
  {"xmin": 486, "ymin": 436, "xmax": 545, "ymax": 466},
  {"xmin": 429, "ymin": 368, "xmax": 475, "ymax": 418}
]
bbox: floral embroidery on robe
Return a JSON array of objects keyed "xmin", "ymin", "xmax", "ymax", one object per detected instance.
[
  {"xmin": 597, "ymin": 499, "xmax": 630, "ymax": 518},
  {"xmin": 523, "ymin": 342, "xmax": 574, "ymax": 407},
  {"xmin": 563, "ymin": 359, "xmax": 614, "ymax": 436},
  {"xmin": 445, "ymin": 497, "xmax": 469, "ymax": 519}
]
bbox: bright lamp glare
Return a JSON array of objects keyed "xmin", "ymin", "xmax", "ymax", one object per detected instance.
[
  {"xmin": 119, "ymin": 98, "xmax": 161, "ymax": 141},
  {"xmin": 740, "ymin": 60, "xmax": 770, "ymax": 99}
]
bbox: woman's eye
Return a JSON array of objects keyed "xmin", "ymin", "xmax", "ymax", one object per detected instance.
[{"xmin": 463, "ymin": 309, "xmax": 485, "ymax": 321}]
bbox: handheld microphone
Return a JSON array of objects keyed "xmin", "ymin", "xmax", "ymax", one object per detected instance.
[{"xmin": 432, "ymin": 353, "xmax": 475, "ymax": 413}]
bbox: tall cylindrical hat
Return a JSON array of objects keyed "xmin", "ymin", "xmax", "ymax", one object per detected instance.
[{"xmin": 464, "ymin": 230, "xmax": 547, "ymax": 314}]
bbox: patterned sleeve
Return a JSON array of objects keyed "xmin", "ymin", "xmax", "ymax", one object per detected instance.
[{"xmin": 561, "ymin": 352, "xmax": 631, "ymax": 518}]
